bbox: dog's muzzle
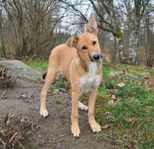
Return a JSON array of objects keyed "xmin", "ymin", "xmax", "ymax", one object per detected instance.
[{"xmin": 91, "ymin": 52, "xmax": 102, "ymax": 61}]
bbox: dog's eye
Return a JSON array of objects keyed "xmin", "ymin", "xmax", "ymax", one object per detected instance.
[
  {"xmin": 92, "ymin": 41, "xmax": 97, "ymax": 45},
  {"xmin": 82, "ymin": 45, "xmax": 87, "ymax": 50}
]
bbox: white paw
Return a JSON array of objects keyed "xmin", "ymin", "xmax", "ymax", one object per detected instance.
[
  {"xmin": 71, "ymin": 125, "xmax": 80, "ymax": 137},
  {"xmin": 90, "ymin": 123, "xmax": 101, "ymax": 133},
  {"xmin": 78, "ymin": 101, "xmax": 88, "ymax": 111},
  {"xmin": 40, "ymin": 109, "xmax": 48, "ymax": 117}
]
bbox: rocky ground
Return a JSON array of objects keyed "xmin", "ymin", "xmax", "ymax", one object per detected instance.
[{"xmin": 0, "ymin": 60, "xmax": 116, "ymax": 149}]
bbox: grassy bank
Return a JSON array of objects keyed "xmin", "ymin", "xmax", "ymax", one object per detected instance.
[
  {"xmin": 96, "ymin": 65, "xmax": 154, "ymax": 148},
  {"xmin": 26, "ymin": 60, "xmax": 154, "ymax": 148}
]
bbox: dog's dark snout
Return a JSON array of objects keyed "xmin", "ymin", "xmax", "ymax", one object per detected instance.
[
  {"xmin": 93, "ymin": 54, "xmax": 100, "ymax": 60},
  {"xmin": 92, "ymin": 52, "xmax": 102, "ymax": 61}
]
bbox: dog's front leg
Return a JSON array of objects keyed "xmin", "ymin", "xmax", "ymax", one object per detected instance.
[
  {"xmin": 88, "ymin": 89, "xmax": 101, "ymax": 133},
  {"xmin": 71, "ymin": 90, "xmax": 80, "ymax": 137}
]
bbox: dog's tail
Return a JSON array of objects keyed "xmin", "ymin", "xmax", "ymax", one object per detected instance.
[{"xmin": 42, "ymin": 72, "xmax": 47, "ymax": 82}]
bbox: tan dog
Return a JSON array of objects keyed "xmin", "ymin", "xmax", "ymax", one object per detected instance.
[{"xmin": 40, "ymin": 15, "xmax": 102, "ymax": 137}]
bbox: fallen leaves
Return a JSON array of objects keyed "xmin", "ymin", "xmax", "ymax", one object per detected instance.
[
  {"xmin": 142, "ymin": 75, "xmax": 154, "ymax": 89},
  {"xmin": 116, "ymin": 82, "xmax": 125, "ymax": 88},
  {"xmin": 144, "ymin": 78, "xmax": 154, "ymax": 90},
  {"xmin": 101, "ymin": 124, "xmax": 110, "ymax": 130},
  {"xmin": 106, "ymin": 89, "xmax": 116, "ymax": 94},
  {"xmin": 53, "ymin": 88, "xmax": 67, "ymax": 95},
  {"xmin": 108, "ymin": 95, "xmax": 119, "ymax": 105},
  {"xmin": 128, "ymin": 118, "xmax": 137, "ymax": 125},
  {"xmin": 95, "ymin": 66, "xmax": 154, "ymax": 148},
  {"xmin": 122, "ymin": 67, "xmax": 129, "ymax": 74},
  {"xmin": 111, "ymin": 95, "xmax": 116, "ymax": 100},
  {"xmin": 128, "ymin": 140, "xmax": 135, "ymax": 149},
  {"xmin": 0, "ymin": 65, "xmax": 16, "ymax": 88},
  {"xmin": 0, "ymin": 113, "xmax": 39, "ymax": 149},
  {"xmin": 106, "ymin": 82, "xmax": 125, "ymax": 106}
]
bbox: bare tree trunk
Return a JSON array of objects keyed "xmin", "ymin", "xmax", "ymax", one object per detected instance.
[
  {"xmin": 0, "ymin": 3, "xmax": 6, "ymax": 57},
  {"xmin": 145, "ymin": 15, "xmax": 154, "ymax": 67},
  {"xmin": 111, "ymin": 36, "xmax": 117, "ymax": 63}
]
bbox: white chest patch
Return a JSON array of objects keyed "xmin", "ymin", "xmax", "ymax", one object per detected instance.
[{"xmin": 79, "ymin": 62, "xmax": 101, "ymax": 92}]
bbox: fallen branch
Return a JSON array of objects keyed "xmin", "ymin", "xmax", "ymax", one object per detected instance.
[
  {"xmin": 0, "ymin": 113, "xmax": 39, "ymax": 149},
  {"xmin": 0, "ymin": 65, "xmax": 16, "ymax": 88},
  {"xmin": 0, "ymin": 90, "xmax": 7, "ymax": 99}
]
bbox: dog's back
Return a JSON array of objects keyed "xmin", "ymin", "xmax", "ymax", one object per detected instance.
[{"xmin": 47, "ymin": 44, "xmax": 77, "ymax": 80}]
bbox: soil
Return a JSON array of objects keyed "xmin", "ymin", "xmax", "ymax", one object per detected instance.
[{"xmin": 0, "ymin": 78, "xmax": 117, "ymax": 149}]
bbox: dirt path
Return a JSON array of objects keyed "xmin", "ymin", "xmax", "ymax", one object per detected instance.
[{"xmin": 0, "ymin": 78, "xmax": 116, "ymax": 149}]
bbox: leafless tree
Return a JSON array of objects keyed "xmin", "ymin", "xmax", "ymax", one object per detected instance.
[
  {"xmin": 0, "ymin": 0, "xmax": 153, "ymax": 66},
  {"xmin": 0, "ymin": 0, "xmax": 63, "ymax": 58},
  {"xmin": 60, "ymin": 0, "xmax": 153, "ymax": 66}
]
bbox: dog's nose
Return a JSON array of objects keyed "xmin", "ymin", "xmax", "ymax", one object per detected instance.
[
  {"xmin": 92, "ymin": 52, "xmax": 102, "ymax": 61},
  {"xmin": 93, "ymin": 54, "xmax": 100, "ymax": 60}
]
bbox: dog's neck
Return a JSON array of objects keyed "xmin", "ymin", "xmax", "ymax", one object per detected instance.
[
  {"xmin": 76, "ymin": 52, "xmax": 88, "ymax": 72},
  {"xmin": 88, "ymin": 61, "xmax": 97, "ymax": 75},
  {"xmin": 76, "ymin": 56, "xmax": 99, "ymax": 74}
]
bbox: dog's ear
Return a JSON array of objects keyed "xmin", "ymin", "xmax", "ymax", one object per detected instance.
[
  {"xmin": 66, "ymin": 36, "xmax": 78, "ymax": 48},
  {"xmin": 86, "ymin": 14, "xmax": 98, "ymax": 35}
]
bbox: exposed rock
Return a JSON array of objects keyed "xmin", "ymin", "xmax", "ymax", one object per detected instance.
[
  {"xmin": 0, "ymin": 60, "xmax": 42, "ymax": 83},
  {"xmin": 0, "ymin": 57, "xmax": 6, "ymax": 61}
]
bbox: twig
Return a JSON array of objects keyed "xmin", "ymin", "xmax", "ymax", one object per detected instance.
[
  {"xmin": 0, "ymin": 138, "xmax": 5, "ymax": 145},
  {"xmin": 19, "ymin": 142, "xmax": 25, "ymax": 149},
  {"xmin": 0, "ymin": 90, "xmax": 6, "ymax": 99},
  {"xmin": 9, "ymin": 132, "xmax": 18, "ymax": 143},
  {"xmin": 31, "ymin": 121, "xmax": 39, "ymax": 131},
  {"xmin": 0, "ymin": 113, "xmax": 39, "ymax": 148},
  {"xmin": 51, "ymin": 143, "xmax": 57, "ymax": 149}
]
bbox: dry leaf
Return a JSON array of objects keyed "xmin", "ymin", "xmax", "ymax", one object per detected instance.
[
  {"xmin": 108, "ymin": 95, "xmax": 119, "ymax": 105},
  {"xmin": 128, "ymin": 140, "xmax": 135, "ymax": 149},
  {"xmin": 122, "ymin": 67, "xmax": 129, "ymax": 73},
  {"xmin": 144, "ymin": 102, "xmax": 149, "ymax": 108},
  {"xmin": 111, "ymin": 95, "xmax": 117, "ymax": 100},
  {"xmin": 128, "ymin": 118, "xmax": 136, "ymax": 125},
  {"xmin": 116, "ymin": 82, "xmax": 125, "ymax": 88},
  {"xmin": 108, "ymin": 99, "xmax": 115, "ymax": 105},
  {"xmin": 102, "ymin": 124, "xmax": 110, "ymax": 129},
  {"xmin": 144, "ymin": 75, "xmax": 149, "ymax": 79},
  {"xmin": 104, "ymin": 111, "xmax": 111, "ymax": 115},
  {"xmin": 138, "ymin": 81, "xmax": 142, "ymax": 86},
  {"xmin": 106, "ymin": 89, "xmax": 116, "ymax": 94}
]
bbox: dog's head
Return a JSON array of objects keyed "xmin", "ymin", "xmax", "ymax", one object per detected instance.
[{"xmin": 66, "ymin": 15, "xmax": 102, "ymax": 63}]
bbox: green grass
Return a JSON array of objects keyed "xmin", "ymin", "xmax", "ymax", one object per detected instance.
[
  {"xmin": 25, "ymin": 60, "xmax": 154, "ymax": 148},
  {"xmin": 96, "ymin": 65, "xmax": 154, "ymax": 148},
  {"xmin": 52, "ymin": 79, "xmax": 70, "ymax": 90},
  {"xmin": 25, "ymin": 60, "xmax": 48, "ymax": 69}
]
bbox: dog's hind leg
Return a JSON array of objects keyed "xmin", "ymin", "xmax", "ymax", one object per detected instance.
[
  {"xmin": 78, "ymin": 101, "xmax": 88, "ymax": 111},
  {"xmin": 40, "ymin": 61, "xmax": 59, "ymax": 117}
]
